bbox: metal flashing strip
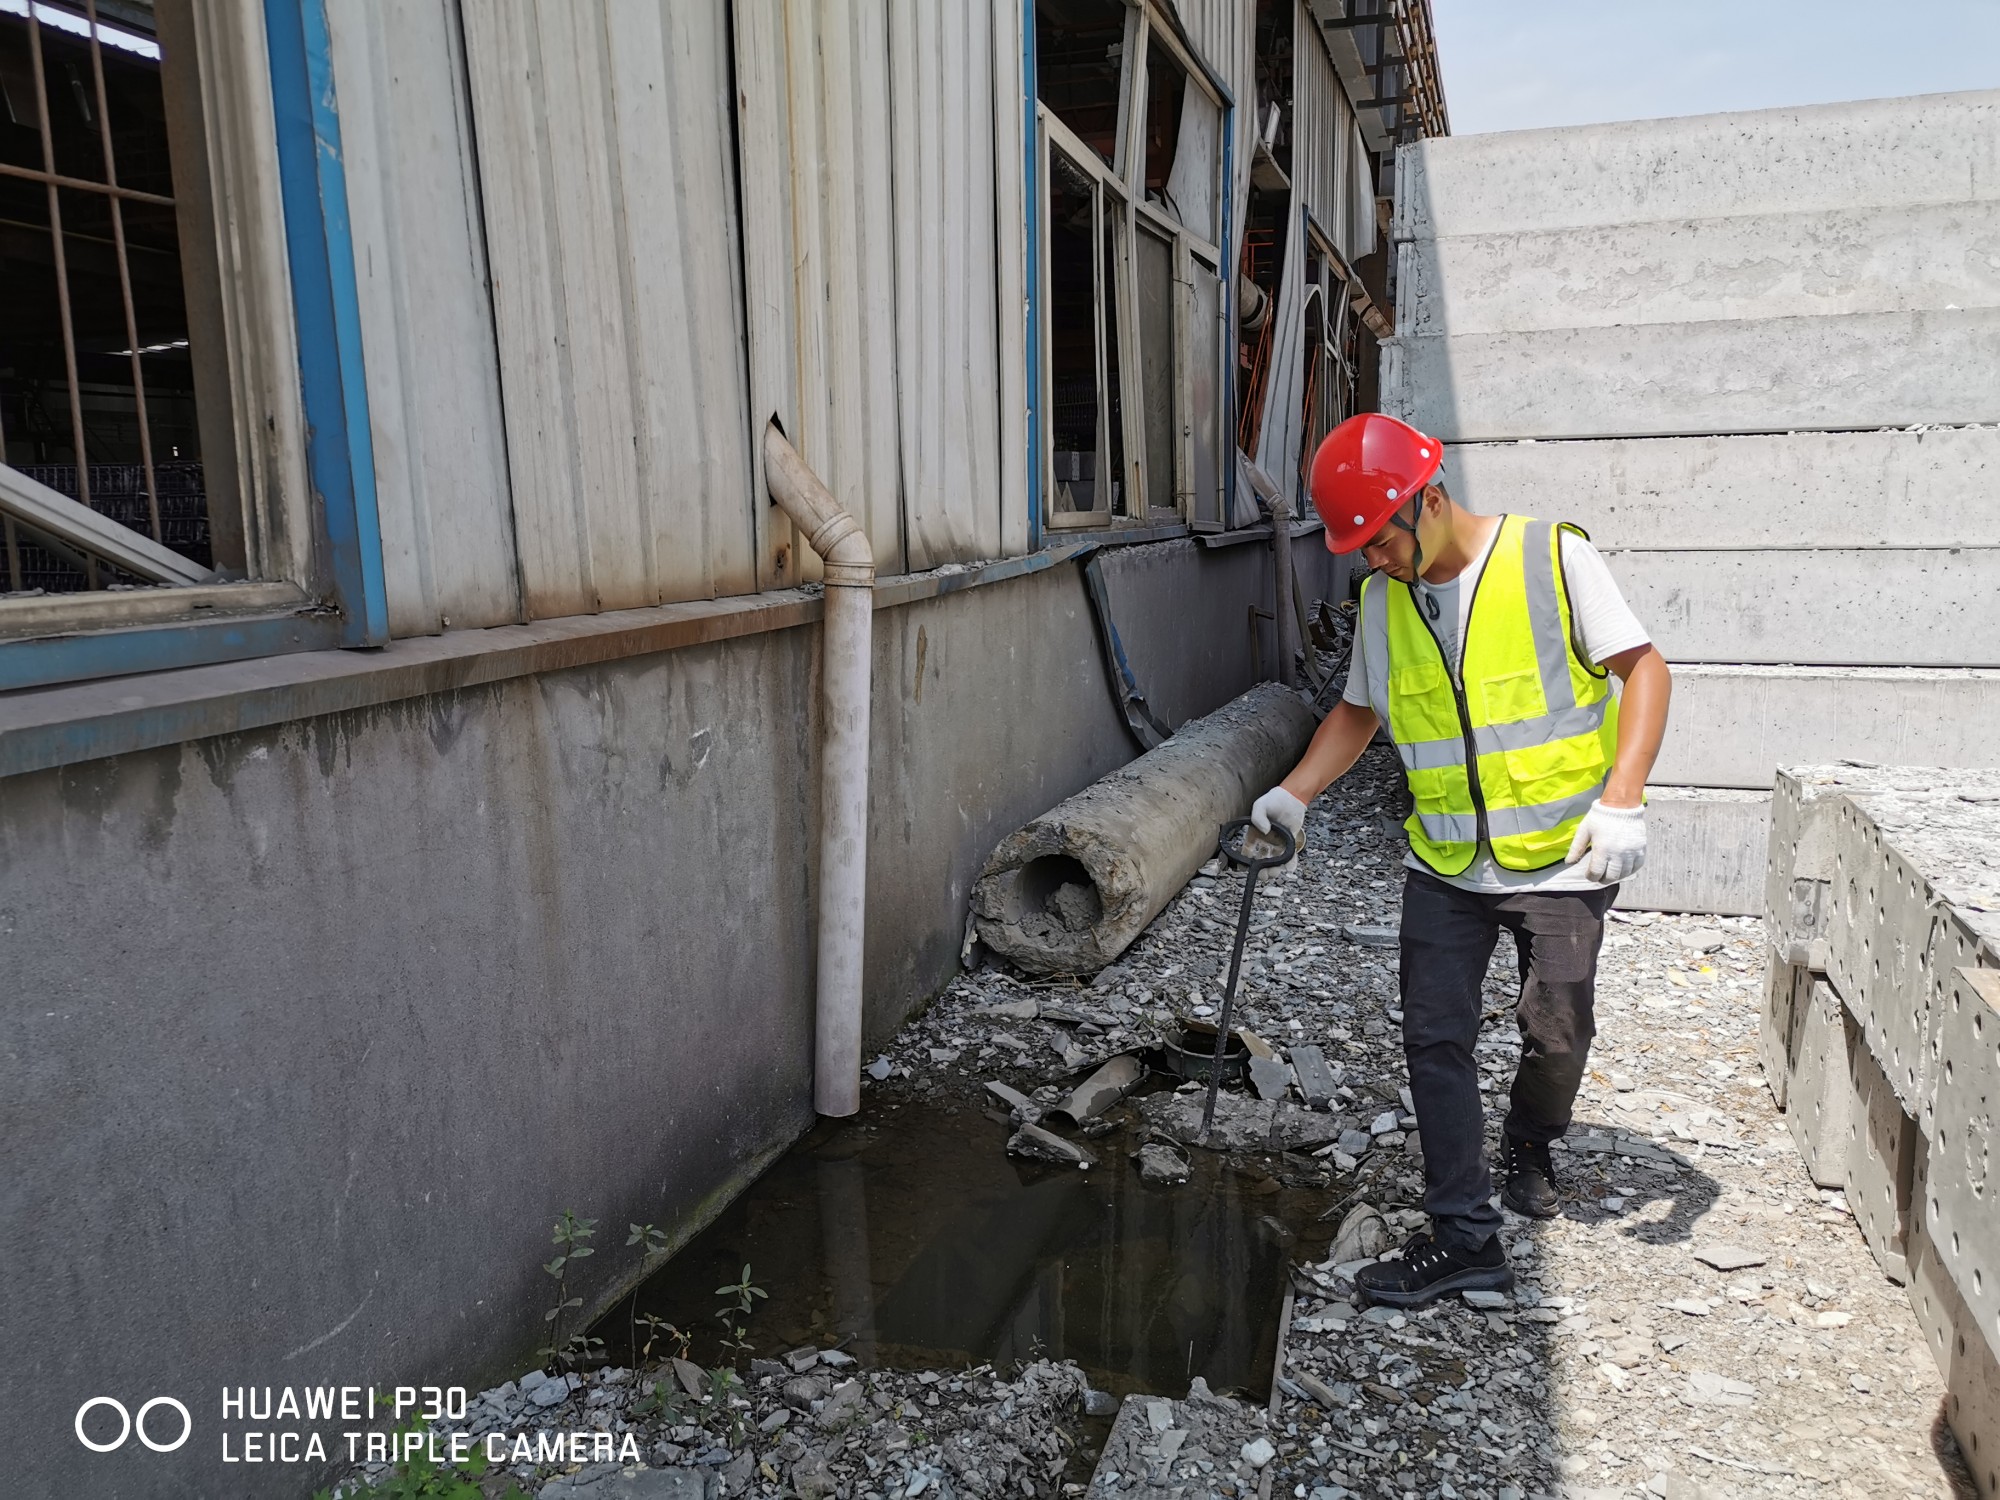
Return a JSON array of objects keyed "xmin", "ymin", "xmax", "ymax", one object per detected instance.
[
  {"xmin": 0, "ymin": 545, "xmax": 1096, "ymax": 781},
  {"xmin": 1021, "ymin": 0, "xmax": 1042, "ymax": 554},
  {"xmin": 263, "ymin": 0, "xmax": 388, "ymax": 647},
  {"xmin": 0, "ymin": 612, "xmax": 344, "ymax": 698}
]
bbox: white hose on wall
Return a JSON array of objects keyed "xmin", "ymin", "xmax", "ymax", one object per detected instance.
[{"xmin": 762, "ymin": 421, "xmax": 875, "ymax": 1117}]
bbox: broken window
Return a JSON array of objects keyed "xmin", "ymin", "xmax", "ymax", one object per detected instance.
[
  {"xmin": 1034, "ymin": 0, "xmax": 1128, "ymax": 171},
  {"xmin": 1043, "ymin": 141, "xmax": 1125, "ymax": 521},
  {"xmin": 1037, "ymin": 1, "xmax": 1227, "ymax": 534},
  {"xmin": 1299, "ymin": 230, "xmax": 1358, "ymax": 494},
  {"xmin": 0, "ymin": 0, "xmax": 234, "ymax": 606}
]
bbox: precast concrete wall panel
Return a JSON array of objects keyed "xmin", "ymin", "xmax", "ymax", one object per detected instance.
[
  {"xmin": 1388, "ymin": 308, "xmax": 2000, "ymax": 442},
  {"xmin": 1603, "ymin": 549, "xmax": 2000, "ymax": 668},
  {"xmin": 1444, "ymin": 428, "xmax": 2000, "ymax": 552},
  {"xmin": 1649, "ymin": 666, "xmax": 2000, "ymax": 790},
  {"xmin": 1394, "ymin": 88, "xmax": 2000, "ymax": 241},
  {"xmin": 1613, "ymin": 787, "xmax": 1768, "ymax": 915},
  {"xmin": 1401, "ymin": 201, "xmax": 2000, "ymax": 339}
]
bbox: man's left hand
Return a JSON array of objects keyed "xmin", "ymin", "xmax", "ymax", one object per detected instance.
[{"xmin": 1566, "ymin": 800, "xmax": 1647, "ymax": 883}]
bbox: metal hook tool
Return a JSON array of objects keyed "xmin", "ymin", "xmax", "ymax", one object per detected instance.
[{"xmin": 1200, "ymin": 817, "xmax": 1296, "ymax": 1140}]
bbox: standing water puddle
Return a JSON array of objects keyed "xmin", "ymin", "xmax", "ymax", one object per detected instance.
[{"xmin": 604, "ymin": 1090, "xmax": 1340, "ymax": 1399}]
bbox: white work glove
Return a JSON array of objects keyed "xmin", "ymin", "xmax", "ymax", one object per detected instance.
[
  {"xmin": 1250, "ymin": 786, "xmax": 1306, "ymax": 841},
  {"xmin": 1565, "ymin": 799, "xmax": 1647, "ymax": 883},
  {"xmin": 1248, "ymin": 786, "xmax": 1307, "ymax": 880}
]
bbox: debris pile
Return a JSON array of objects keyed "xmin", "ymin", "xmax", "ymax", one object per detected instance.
[{"xmin": 335, "ymin": 1358, "xmax": 1090, "ymax": 1500}]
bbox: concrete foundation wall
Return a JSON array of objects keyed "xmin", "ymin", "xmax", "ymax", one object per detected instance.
[{"xmin": 0, "ymin": 535, "xmax": 1313, "ymax": 1499}]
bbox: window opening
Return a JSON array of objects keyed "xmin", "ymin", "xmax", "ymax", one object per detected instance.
[
  {"xmin": 1133, "ymin": 224, "xmax": 1174, "ymax": 514},
  {"xmin": 1034, "ymin": 0, "xmax": 1126, "ymax": 171},
  {"xmin": 1141, "ymin": 37, "xmax": 1217, "ymax": 245},
  {"xmin": 1098, "ymin": 206, "xmax": 1127, "ymax": 516},
  {"xmin": 1187, "ymin": 251, "xmax": 1221, "ymax": 527},
  {"xmin": 0, "ymin": 0, "xmax": 224, "ymax": 597},
  {"xmin": 1046, "ymin": 144, "xmax": 1106, "ymax": 518}
]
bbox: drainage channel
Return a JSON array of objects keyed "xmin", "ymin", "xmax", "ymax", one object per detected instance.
[{"xmin": 602, "ymin": 1084, "xmax": 1344, "ymax": 1404}]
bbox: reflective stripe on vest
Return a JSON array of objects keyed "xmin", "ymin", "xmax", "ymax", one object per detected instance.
[{"xmin": 1357, "ymin": 516, "xmax": 1619, "ymax": 875}]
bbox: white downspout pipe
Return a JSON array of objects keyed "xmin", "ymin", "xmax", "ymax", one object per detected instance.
[{"xmin": 763, "ymin": 420, "xmax": 875, "ymax": 1117}]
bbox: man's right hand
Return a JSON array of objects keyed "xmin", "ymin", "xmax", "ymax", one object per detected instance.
[{"xmin": 1250, "ymin": 786, "xmax": 1307, "ymax": 840}]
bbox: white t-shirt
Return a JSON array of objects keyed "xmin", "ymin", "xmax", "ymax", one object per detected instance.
[{"xmin": 1342, "ymin": 522, "xmax": 1650, "ymax": 893}]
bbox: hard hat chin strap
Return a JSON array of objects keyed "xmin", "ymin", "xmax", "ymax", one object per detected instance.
[{"xmin": 1392, "ymin": 492, "xmax": 1439, "ymax": 618}]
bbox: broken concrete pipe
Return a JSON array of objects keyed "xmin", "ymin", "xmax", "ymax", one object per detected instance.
[
  {"xmin": 968, "ymin": 681, "xmax": 1316, "ymax": 976},
  {"xmin": 764, "ymin": 420, "xmax": 875, "ymax": 1117}
]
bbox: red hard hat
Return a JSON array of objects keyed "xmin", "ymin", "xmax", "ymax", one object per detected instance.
[{"xmin": 1311, "ymin": 413, "xmax": 1444, "ymax": 554}]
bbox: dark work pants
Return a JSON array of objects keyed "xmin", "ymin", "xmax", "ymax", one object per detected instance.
[{"xmin": 1397, "ymin": 867, "xmax": 1617, "ymax": 1251}]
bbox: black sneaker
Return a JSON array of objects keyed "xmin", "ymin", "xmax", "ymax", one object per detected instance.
[
  {"xmin": 1354, "ymin": 1231, "xmax": 1513, "ymax": 1308},
  {"xmin": 1501, "ymin": 1135, "xmax": 1561, "ymax": 1219}
]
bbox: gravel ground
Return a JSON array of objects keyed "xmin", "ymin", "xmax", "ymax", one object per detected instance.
[{"xmin": 336, "ymin": 743, "xmax": 1973, "ymax": 1500}]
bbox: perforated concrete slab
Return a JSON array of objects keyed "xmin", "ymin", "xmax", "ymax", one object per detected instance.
[
  {"xmin": 1909, "ymin": 1171, "xmax": 2000, "ymax": 1498},
  {"xmin": 1926, "ymin": 968, "xmax": 2000, "ymax": 1365},
  {"xmin": 1827, "ymin": 784, "xmax": 2000, "ymax": 1128},
  {"xmin": 1443, "ymin": 427, "xmax": 2000, "ymax": 552}
]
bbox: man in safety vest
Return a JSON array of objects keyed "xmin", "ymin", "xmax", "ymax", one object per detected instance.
[{"xmin": 1251, "ymin": 412, "xmax": 1672, "ymax": 1308}]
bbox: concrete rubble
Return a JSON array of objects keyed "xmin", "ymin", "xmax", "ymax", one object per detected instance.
[
  {"xmin": 334, "ymin": 1360, "xmax": 1091, "ymax": 1500},
  {"xmin": 341, "ymin": 746, "xmax": 1977, "ymax": 1498},
  {"xmin": 878, "ymin": 745, "xmax": 1977, "ymax": 1497}
]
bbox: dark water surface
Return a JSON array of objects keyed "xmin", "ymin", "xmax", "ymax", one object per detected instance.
[{"xmin": 603, "ymin": 1092, "xmax": 1341, "ymax": 1399}]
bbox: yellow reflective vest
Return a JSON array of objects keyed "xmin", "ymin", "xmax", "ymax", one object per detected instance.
[{"xmin": 1355, "ymin": 515, "xmax": 1619, "ymax": 876}]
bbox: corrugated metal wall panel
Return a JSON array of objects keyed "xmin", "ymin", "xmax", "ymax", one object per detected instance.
[
  {"xmin": 735, "ymin": 0, "xmax": 906, "ymax": 582},
  {"xmin": 1254, "ymin": 210, "xmax": 1308, "ymax": 502},
  {"xmin": 890, "ymin": 1, "xmax": 1004, "ymax": 567},
  {"xmin": 990, "ymin": 0, "xmax": 1031, "ymax": 557},
  {"xmin": 1293, "ymin": 4, "xmax": 1374, "ymax": 264},
  {"xmin": 461, "ymin": 0, "xmax": 755, "ymax": 619},
  {"xmin": 327, "ymin": 0, "xmax": 520, "ymax": 635}
]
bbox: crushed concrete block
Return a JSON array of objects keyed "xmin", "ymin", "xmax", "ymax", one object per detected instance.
[
  {"xmin": 1006, "ymin": 1124, "xmax": 1097, "ymax": 1169},
  {"xmin": 1843, "ymin": 1039, "xmax": 1917, "ymax": 1284},
  {"xmin": 1787, "ymin": 979, "xmax": 1861, "ymax": 1189},
  {"xmin": 1290, "ymin": 1045, "xmax": 1341, "ymax": 1109},
  {"xmin": 1757, "ymin": 950, "xmax": 1812, "ymax": 1111}
]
